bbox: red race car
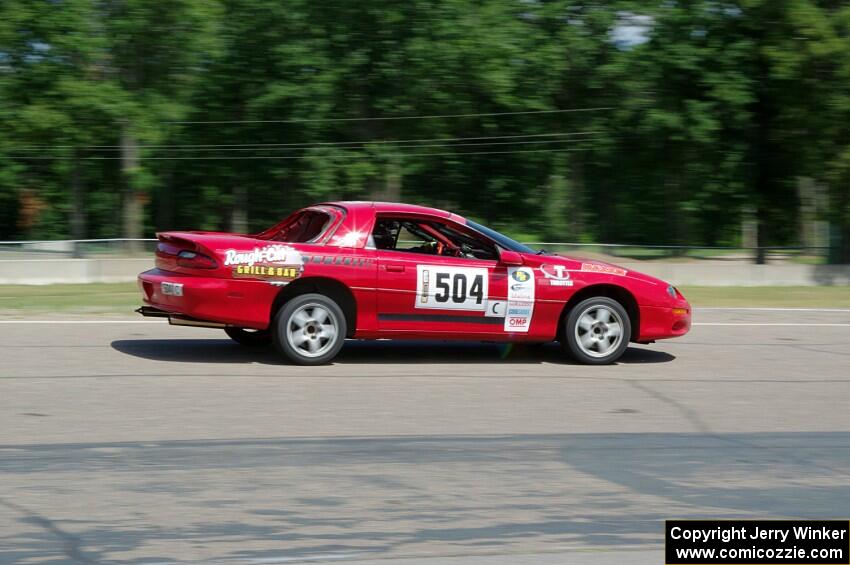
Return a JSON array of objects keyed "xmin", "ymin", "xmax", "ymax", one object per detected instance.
[{"xmin": 138, "ymin": 201, "xmax": 691, "ymax": 365}]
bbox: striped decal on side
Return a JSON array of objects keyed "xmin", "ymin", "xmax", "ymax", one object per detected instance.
[
  {"xmin": 302, "ymin": 255, "xmax": 374, "ymax": 267},
  {"xmin": 378, "ymin": 313, "xmax": 503, "ymax": 325}
]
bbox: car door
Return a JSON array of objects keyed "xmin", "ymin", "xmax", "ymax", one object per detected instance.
[{"xmin": 374, "ymin": 217, "xmax": 508, "ymax": 337}]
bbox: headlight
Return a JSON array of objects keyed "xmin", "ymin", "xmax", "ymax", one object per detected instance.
[{"xmin": 666, "ymin": 285, "xmax": 677, "ymax": 299}]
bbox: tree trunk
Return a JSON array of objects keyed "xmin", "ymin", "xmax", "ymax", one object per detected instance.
[
  {"xmin": 231, "ymin": 184, "xmax": 248, "ymax": 233},
  {"xmin": 742, "ymin": 206, "xmax": 758, "ymax": 255},
  {"xmin": 384, "ymin": 159, "xmax": 401, "ymax": 203},
  {"xmin": 70, "ymin": 153, "xmax": 86, "ymax": 258},
  {"xmin": 755, "ymin": 215, "xmax": 768, "ymax": 264},
  {"xmin": 544, "ymin": 153, "xmax": 569, "ymax": 241},
  {"xmin": 121, "ymin": 123, "xmax": 143, "ymax": 253},
  {"xmin": 571, "ymin": 156, "xmax": 585, "ymax": 240},
  {"xmin": 666, "ymin": 155, "xmax": 687, "ymax": 256}
]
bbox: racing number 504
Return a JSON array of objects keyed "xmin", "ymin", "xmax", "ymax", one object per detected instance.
[{"xmin": 434, "ymin": 272, "xmax": 484, "ymax": 304}]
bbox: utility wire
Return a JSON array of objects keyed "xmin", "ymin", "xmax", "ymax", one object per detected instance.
[
  {"xmin": 127, "ymin": 137, "xmax": 600, "ymax": 153},
  {"xmin": 7, "ymin": 130, "xmax": 602, "ymax": 151},
  {"xmin": 9, "ymin": 138, "xmax": 602, "ymax": 158},
  {"xmin": 15, "ymin": 147, "xmax": 591, "ymax": 161},
  {"xmin": 163, "ymin": 107, "xmax": 612, "ymax": 125}
]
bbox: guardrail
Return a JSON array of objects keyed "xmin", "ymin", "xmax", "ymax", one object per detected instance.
[
  {"xmin": 0, "ymin": 239, "xmax": 845, "ymax": 285},
  {"xmin": 0, "ymin": 238, "xmax": 831, "ymax": 264},
  {"xmin": 529, "ymin": 243, "xmax": 830, "ymax": 264},
  {"xmin": 0, "ymin": 238, "xmax": 158, "ymax": 259}
]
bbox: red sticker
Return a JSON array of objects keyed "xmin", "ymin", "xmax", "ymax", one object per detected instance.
[{"xmin": 581, "ymin": 263, "xmax": 627, "ymax": 277}]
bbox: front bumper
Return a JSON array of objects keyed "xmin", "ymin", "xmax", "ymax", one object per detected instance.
[
  {"xmin": 138, "ymin": 268, "xmax": 279, "ymax": 329},
  {"xmin": 637, "ymin": 302, "xmax": 692, "ymax": 342}
]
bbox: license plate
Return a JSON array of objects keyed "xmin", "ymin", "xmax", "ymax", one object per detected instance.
[{"xmin": 161, "ymin": 282, "xmax": 183, "ymax": 297}]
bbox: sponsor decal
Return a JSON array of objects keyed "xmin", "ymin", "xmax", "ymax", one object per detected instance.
[
  {"xmin": 224, "ymin": 245, "xmax": 300, "ymax": 267},
  {"xmin": 224, "ymin": 244, "xmax": 303, "ymax": 281},
  {"xmin": 505, "ymin": 267, "xmax": 535, "ymax": 332},
  {"xmin": 540, "ymin": 264, "xmax": 571, "ymax": 280},
  {"xmin": 507, "ymin": 316, "xmax": 528, "ymax": 329},
  {"xmin": 507, "ymin": 267, "xmax": 534, "ymax": 302},
  {"xmin": 511, "ymin": 270, "xmax": 531, "ymax": 283},
  {"xmin": 581, "ymin": 262, "xmax": 627, "ymax": 277},
  {"xmin": 233, "ymin": 265, "xmax": 300, "ymax": 279},
  {"xmin": 415, "ymin": 265, "xmax": 488, "ymax": 311},
  {"xmin": 541, "ymin": 264, "xmax": 574, "ymax": 286}
]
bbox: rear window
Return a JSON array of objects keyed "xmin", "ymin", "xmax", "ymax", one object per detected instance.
[{"xmin": 268, "ymin": 211, "xmax": 331, "ymax": 243}]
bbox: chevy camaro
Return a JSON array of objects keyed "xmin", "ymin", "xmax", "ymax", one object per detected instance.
[{"xmin": 137, "ymin": 201, "xmax": 691, "ymax": 365}]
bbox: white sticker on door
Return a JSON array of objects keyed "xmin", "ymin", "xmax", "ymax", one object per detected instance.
[
  {"xmin": 505, "ymin": 267, "xmax": 535, "ymax": 332},
  {"xmin": 484, "ymin": 300, "xmax": 506, "ymax": 317},
  {"xmin": 416, "ymin": 265, "xmax": 488, "ymax": 311}
]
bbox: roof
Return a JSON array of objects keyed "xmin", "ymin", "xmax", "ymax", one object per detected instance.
[{"xmin": 322, "ymin": 201, "xmax": 456, "ymax": 219}]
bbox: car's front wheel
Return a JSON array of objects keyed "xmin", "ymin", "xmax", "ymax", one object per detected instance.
[
  {"xmin": 563, "ymin": 297, "xmax": 631, "ymax": 364},
  {"xmin": 273, "ymin": 293, "xmax": 347, "ymax": 365},
  {"xmin": 225, "ymin": 327, "xmax": 272, "ymax": 346}
]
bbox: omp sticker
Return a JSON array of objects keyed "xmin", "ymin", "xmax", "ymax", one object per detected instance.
[
  {"xmin": 485, "ymin": 300, "xmax": 506, "ymax": 317},
  {"xmin": 540, "ymin": 264, "xmax": 574, "ymax": 287},
  {"xmin": 581, "ymin": 262, "xmax": 627, "ymax": 276},
  {"xmin": 416, "ymin": 265, "xmax": 488, "ymax": 311},
  {"xmin": 224, "ymin": 244, "xmax": 303, "ymax": 281},
  {"xmin": 505, "ymin": 267, "xmax": 535, "ymax": 332}
]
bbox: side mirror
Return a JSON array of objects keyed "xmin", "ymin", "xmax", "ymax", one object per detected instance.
[{"xmin": 498, "ymin": 249, "xmax": 524, "ymax": 266}]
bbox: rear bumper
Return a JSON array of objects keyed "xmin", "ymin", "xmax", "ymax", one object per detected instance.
[
  {"xmin": 637, "ymin": 303, "xmax": 691, "ymax": 342},
  {"xmin": 138, "ymin": 269, "xmax": 279, "ymax": 329}
]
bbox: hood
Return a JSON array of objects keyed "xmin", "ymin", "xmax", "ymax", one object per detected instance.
[{"xmin": 527, "ymin": 252, "xmax": 665, "ymax": 286}]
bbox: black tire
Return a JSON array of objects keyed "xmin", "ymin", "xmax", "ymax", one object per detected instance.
[
  {"xmin": 224, "ymin": 327, "xmax": 272, "ymax": 346},
  {"xmin": 272, "ymin": 293, "xmax": 347, "ymax": 365},
  {"xmin": 562, "ymin": 296, "xmax": 631, "ymax": 365}
]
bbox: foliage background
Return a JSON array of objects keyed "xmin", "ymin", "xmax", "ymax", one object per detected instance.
[{"xmin": 1, "ymin": 0, "xmax": 848, "ymax": 259}]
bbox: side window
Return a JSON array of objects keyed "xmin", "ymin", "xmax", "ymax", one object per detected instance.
[
  {"xmin": 430, "ymin": 222, "xmax": 498, "ymax": 261},
  {"xmin": 371, "ymin": 219, "xmax": 400, "ymax": 250},
  {"xmin": 397, "ymin": 224, "xmax": 437, "ymax": 252},
  {"xmin": 372, "ymin": 219, "xmax": 440, "ymax": 254},
  {"xmin": 371, "ymin": 216, "xmax": 497, "ymax": 260}
]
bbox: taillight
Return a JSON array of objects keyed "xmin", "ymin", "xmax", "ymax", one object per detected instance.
[
  {"xmin": 156, "ymin": 241, "xmax": 182, "ymax": 259},
  {"xmin": 176, "ymin": 250, "xmax": 218, "ymax": 269}
]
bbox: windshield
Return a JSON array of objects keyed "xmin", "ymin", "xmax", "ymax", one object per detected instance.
[{"xmin": 466, "ymin": 220, "xmax": 536, "ymax": 254}]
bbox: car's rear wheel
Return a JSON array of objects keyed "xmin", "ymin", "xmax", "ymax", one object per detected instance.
[
  {"xmin": 224, "ymin": 327, "xmax": 272, "ymax": 346},
  {"xmin": 563, "ymin": 297, "xmax": 630, "ymax": 365},
  {"xmin": 273, "ymin": 293, "xmax": 347, "ymax": 365}
]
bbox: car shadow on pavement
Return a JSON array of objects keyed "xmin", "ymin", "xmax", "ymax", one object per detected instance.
[{"xmin": 110, "ymin": 339, "xmax": 675, "ymax": 365}]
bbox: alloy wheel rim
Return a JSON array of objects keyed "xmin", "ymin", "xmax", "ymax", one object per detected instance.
[
  {"xmin": 286, "ymin": 303, "xmax": 339, "ymax": 358},
  {"xmin": 574, "ymin": 304, "xmax": 624, "ymax": 358}
]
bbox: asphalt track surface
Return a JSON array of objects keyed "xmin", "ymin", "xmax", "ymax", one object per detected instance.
[{"xmin": 1, "ymin": 309, "xmax": 850, "ymax": 565}]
